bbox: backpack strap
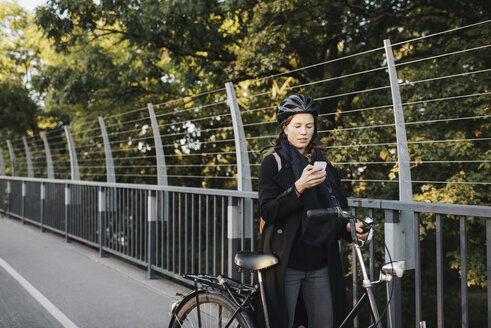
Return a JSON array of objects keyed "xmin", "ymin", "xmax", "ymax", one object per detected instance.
[
  {"xmin": 272, "ymin": 152, "xmax": 282, "ymax": 172},
  {"xmin": 260, "ymin": 152, "xmax": 282, "ymax": 233}
]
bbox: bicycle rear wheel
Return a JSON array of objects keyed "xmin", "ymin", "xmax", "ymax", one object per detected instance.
[{"xmin": 170, "ymin": 290, "xmax": 254, "ymax": 328}]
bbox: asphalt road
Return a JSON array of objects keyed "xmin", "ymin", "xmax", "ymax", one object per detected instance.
[{"xmin": 0, "ymin": 216, "xmax": 188, "ymax": 328}]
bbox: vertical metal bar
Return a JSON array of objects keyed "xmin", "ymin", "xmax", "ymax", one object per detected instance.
[
  {"xmin": 369, "ymin": 209, "xmax": 375, "ymax": 280},
  {"xmin": 436, "ymin": 214, "xmax": 444, "ymax": 328},
  {"xmin": 22, "ymin": 137, "xmax": 34, "ymax": 178},
  {"xmin": 118, "ymin": 188, "xmax": 122, "ymax": 253},
  {"xmin": 198, "ymin": 194, "xmax": 202, "ymax": 273},
  {"xmin": 222, "ymin": 196, "xmax": 225, "ymax": 275},
  {"xmin": 178, "ymin": 193, "xmax": 182, "ymax": 275},
  {"xmin": 98, "ymin": 186, "xmax": 106, "ymax": 257},
  {"xmin": 126, "ymin": 189, "xmax": 130, "ymax": 255},
  {"xmin": 7, "ymin": 140, "xmax": 16, "ymax": 176},
  {"xmin": 139, "ymin": 189, "xmax": 143, "ymax": 261},
  {"xmin": 184, "ymin": 193, "xmax": 188, "ymax": 274},
  {"xmin": 460, "ymin": 216, "xmax": 468, "ymax": 328},
  {"xmin": 165, "ymin": 191, "xmax": 170, "ymax": 270},
  {"xmin": 191, "ymin": 194, "xmax": 195, "ymax": 274},
  {"xmin": 206, "ymin": 195, "xmax": 209, "ymax": 274},
  {"xmin": 147, "ymin": 191, "xmax": 156, "ymax": 279},
  {"xmin": 160, "ymin": 191, "xmax": 164, "ymax": 267},
  {"xmin": 415, "ymin": 212, "xmax": 422, "ymax": 327},
  {"xmin": 65, "ymin": 184, "xmax": 70, "ymax": 242},
  {"xmin": 40, "ymin": 132, "xmax": 54, "ymax": 179},
  {"xmin": 351, "ymin": 207, "xmax": 358, "ymax": 328},
  {"xmin": 368, "ymin": 208, "xmax": 375, "ymax": 326},
  {"xmin": 130, "ymin": 189, "xmax": 133, "ymax": 258},
  {"xmin": 21, "ymin": 182, "xmax": 25, "ymax": 224},
  {"xmin": 172, "ymin": 192, "xmax": 176, "ymax": 273},
  {"xmin": 63, "ymin": 126, "xmax": 80, "ymax": 180},
  {"xmin": 213, "ymin": 196, "xmax": 217, "ymax": 275},
  {"xmin": 40, "ymin": 182, "xmax": 45, "ymax": 232}
]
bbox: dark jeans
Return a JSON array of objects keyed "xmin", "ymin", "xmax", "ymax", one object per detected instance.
[{"xmin": 284, "ymin": 265, "xmax": 333, "ymax": 328}]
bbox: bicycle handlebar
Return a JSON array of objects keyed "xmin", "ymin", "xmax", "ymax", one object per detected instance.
[{"xmin": 306, "ymin": 207, "xmax": 374, "ymax": 246}]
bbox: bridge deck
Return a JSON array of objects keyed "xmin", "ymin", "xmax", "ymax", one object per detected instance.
[{"xmin": 0, "ymin": 216, "xmax": 187, "ymax": 328}]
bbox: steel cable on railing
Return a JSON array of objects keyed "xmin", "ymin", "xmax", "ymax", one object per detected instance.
[
  {"xmin": 406, "ymin": 115, "xmax": 489, "ymax": 126},
  {"xmin": 102, "ymin": 105, "xmax": 148, "ymax": 120},
  {"xmin": 152, "ymin": 87, "xmax": 226, "ymax": 109},
  {"xmin": 159, "ymin": 125, "xmax": 234, "ymax": 138},
  {"xmin": 161, "ymin": 138, "xmax": 236, "ymax": 148},
  {"xmin": 157, "ymin": 112, "xmax": 232, "ymax": 129},
  {"xmin": 319, "ymin": 104, "xmax": 394, "ymax": 118},
  {"xmin": 154, "ymin": 100, "xmax": 228, "ymax": 119},
  {"xmin": 70, "ymin": 126, "xmax": 102, "ymax": 136},
  {"xmin": 241, "ymin": 47, "xmax": 386, "ymax": 86},
  {"xmin": 105, "ymin": 115, "xmax": 151, "ymax": 128},
  {"xmin": 399, "ymin": 68, "xmax": 491, "ymax": 88},
  {"xmin": 391, "ymin": 20, "xmax": 491, "ymax": 48},
  {"xmin": 240, "ymin": 105, "xmax": 276, "ymax": 115},
  {"xmin": 395, "ymin": 44, "xmax": 491, "ymax": 68}
]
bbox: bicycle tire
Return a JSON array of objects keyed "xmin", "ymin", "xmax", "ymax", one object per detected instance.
[{"xmin": 169, "ymin": 290, "xmax": 255, "ymax": 328}]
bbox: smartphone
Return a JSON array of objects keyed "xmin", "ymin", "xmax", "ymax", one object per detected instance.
[{"xmin": 313, "ymin": 161, "xmax": 327, "ymax": 174}]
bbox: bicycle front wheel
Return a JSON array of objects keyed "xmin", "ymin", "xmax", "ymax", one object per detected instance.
[{"xmin": 170, "ymin": 290, "xmax": 254, "ymax": 328}]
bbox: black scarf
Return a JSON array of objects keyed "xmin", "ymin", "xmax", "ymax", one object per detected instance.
[{"xmin": 275, "ymin": 137, "xmax": 344, "ymax": 246}]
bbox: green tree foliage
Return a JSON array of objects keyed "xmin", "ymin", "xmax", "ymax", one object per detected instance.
[{"xmin": 2, "ymin": 1, "xmax": 487, "ymax": 325}]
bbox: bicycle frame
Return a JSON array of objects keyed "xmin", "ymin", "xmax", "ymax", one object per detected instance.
[{"xmin": 339, "ymin": 243, "xmax": 382, "ymax": 328}]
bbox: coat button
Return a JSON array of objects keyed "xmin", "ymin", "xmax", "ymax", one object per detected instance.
[{"xmin": 276, "ymin": 228, "xmax": 283, "ymax": 235}]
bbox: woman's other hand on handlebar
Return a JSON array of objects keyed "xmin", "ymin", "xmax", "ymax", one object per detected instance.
[
  {"xmin": 347, "ymin": 221, "xmax": 369, "ymax": 238},
  {"xmin": 294, "ymin": 165, "xmax": 326, "ymax": 195}
]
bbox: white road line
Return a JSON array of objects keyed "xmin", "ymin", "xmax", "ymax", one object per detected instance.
[{"xmin": 0, "ymin": 256, "xmax": 80, "ymax": 328}]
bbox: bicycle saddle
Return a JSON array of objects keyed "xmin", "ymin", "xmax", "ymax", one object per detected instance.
[{"xmin": 234, "ymin": 252, "xmax": 279, "ymax": 271}]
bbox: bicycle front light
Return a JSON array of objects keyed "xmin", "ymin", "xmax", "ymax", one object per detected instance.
[{"xmin": 381, "ymin": 261, "xmax": 405, "ymax": 279}]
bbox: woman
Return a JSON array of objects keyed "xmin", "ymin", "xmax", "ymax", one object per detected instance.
[{"xmin": 258, "ymin": 94, "xmax": 366, "ymax": 328}]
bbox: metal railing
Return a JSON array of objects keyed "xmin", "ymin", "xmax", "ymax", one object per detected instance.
[{"xmin": 0, "ymin": 175, "xmax": 489, "ymax": 327}]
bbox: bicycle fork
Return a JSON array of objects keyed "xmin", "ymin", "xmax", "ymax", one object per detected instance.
[{"xmin": 340, "ymin": 245, "xmax": 383, "ymax": 328}]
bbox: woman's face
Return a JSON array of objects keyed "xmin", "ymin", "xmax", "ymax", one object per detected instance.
[{"xmin": 283, "ymin": 113, "xmax": 315, "ymax": 155}]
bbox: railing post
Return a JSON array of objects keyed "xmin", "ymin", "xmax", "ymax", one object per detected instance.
[
  {"xmin": 383, "ymin": 39, "xmax": 415, "ymax": 274},
  {"xmin": 98, "ymin": 187, "xmax": 106, "ymax": 257},
  {"xmin": 384, "ymin": 209, "xmax": 402, "ymax": 328},
  {"xmin": 21, "ymin": 181, "xmax": 26, "ymax": 224},
  {"xmin": 40, "ymin": 182, "xmax": 45, "ymax": 232},
  {"xmin": 6, "ymin": 180, "xmax": 10, "ymax": 215},
  {"xmin": 225, "ymin": 82, "xmax": 252, "ymax": 252},
  {"xmin": 227, "ymin": 196, "xmax": 241, "ymax": 280},
  {"xmin": 147, "ymin": 191, "xmax": 156, "ymax": 279},
  {"xmin": 22, "ymin": 137, "xmax": 34, "ymax": 178},
  {"xmin": 64, "ymin": 126, "xmax": 80, "ymax": 180},
  {"xmin": 98, "ymin": 117, "xmax": 115, "ymax": 183},
  {"xmin": 0, "ymin": 147, "xmax": 5, "ymax": 176},
  {"xmin": 40, "ymin": 132, "xmax": 55, "ymax": 179},
  {"xmin": 65, "ymin": 184, "xmax": 71, "ymax": 243},
  {"xmin": 7, "ymin": 140, "xmax": 16, "ymax": 176},
  {"xmin": 147, "ymin": 103, "xmax": 169, "ymax": 224}
]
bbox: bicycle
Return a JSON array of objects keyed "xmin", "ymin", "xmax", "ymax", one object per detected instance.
[{"xmin": 168, "ymin": 207, "xmax": 405, "ymax": 328}]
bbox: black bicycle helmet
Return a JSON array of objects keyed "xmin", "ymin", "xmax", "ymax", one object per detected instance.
[{"xmin": 277, "ymin": 94, "xmax": 318, "ymax": 124}]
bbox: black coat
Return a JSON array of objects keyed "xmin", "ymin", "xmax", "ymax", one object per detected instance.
[{"xmin": 258, "ymin": 153, "xmax": 350, "ymax": 328}]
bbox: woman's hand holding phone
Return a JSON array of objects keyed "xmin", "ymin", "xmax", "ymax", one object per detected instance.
[{"xmin": 294, "ymin": 161, "xmax": 327, "ymax": 194}]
